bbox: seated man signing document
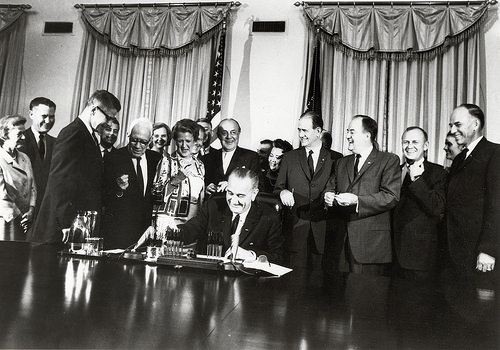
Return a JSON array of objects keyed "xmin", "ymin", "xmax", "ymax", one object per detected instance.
[{"xmin": 144, "ymin": 167, "xmax": 284, "ymax": 264}]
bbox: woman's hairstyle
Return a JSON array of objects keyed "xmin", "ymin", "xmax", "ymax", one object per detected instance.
[
  {"xmin": 152, "ymin": 122, "xmax": 172, "ymax": 147},
  {"xmin": 172, "ymin": 119, "xmax": 200, "ymax": 141},
  {"xmin": 0, "ymin": 115, "xmax": 26, "ymax": 146},
  {"xmin": 273, "ymin": 138, "xmax": 293, "ymax": 153}
]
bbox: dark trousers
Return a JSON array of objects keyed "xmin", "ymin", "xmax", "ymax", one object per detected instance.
[
  {"xmin": 339, "ymin": 236, "xmax": 390, "ymax": 276},
  {"xmin": 285, "ymin": 229, "xmax": 322, "ymax": 271}
]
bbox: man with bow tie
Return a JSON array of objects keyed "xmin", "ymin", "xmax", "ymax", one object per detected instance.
[
  {"xmin": 324, "ymin": 115, "xmax": 400, "ymax": 275},
  {"xmin": 447, "ymin": 104, "xmax": 500, "ymax": 280},
  {"xmin": 274, "ymin": 111, "xmax": 342, "ymax": 271},
  {"xmin": 392, "ymin": 127, "xmax": 447, "ymax": 280}
]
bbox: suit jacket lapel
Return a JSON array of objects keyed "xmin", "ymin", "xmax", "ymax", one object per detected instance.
[
  {"xmin": 145, "ymin": 151, "xmax": 156, "ymax": 191},
  {"xmin": 25, "ymin": 129, "xmax": 41, "ymax": 163},
  {"xmin": 346, "ymin": 154, "xmax": 355, "ymax": 185},
  {"xmin": 76, "ymin": 118, "xmax": 101, "ymax": 159},
  {"xmin": 298, "ymin": 147, "xmax": 312, "ymax": 181},
  {"xmin": 313, "ymin": 148, "xmax": 328, "ymax": 177},
  {"xmin": 239, "ymin": 203, "xmax": 260, "ymax": 245},
  {"xmin": 226, "ymin": 147, "xmax": 241, "ymax": 176},
  {"xmin": 453, "ymin": 137, "xmax": 486, "ymax": 174},
  {"xmin": 222, "ymin": 206, "xmax": 233, "ymax": 247},
  {"xmin": 350, "ymin": 148, "xmax": 377, "ymax": 188}
]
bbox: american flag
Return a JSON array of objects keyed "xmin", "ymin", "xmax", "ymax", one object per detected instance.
[
  {"xmin": 306, "ymin": 40, "xmax": 322, "ymax": 116},
  {"xmin": 206, "ymin": 25, "xmax": 226, "ymax": 121}
]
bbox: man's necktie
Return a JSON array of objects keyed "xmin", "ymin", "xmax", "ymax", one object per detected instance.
[
  {"xmin": 38, "ymin": 134, "xmax": 45, "ymax": 160},
  {"xmin": 230, "ymin": 214, "xmax": 240, "ymax": 260},
  {"xmin": 307, "ymin": 150, "xmax": 314, "ymax": 177},
  {"xmin": 354, "ymin": 154, "xmax": 361, "ymax": 177},
  {"xmin": 403, "ymin": 172, "xmax": 412, "ymax": 187},
  {"xmin": 136, "ymin": 157, "xmax": 144, "ymax": 196}
]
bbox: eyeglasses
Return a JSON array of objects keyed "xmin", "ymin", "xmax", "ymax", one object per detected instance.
[
  {"xmin": 94, "ymin": 105, "xmax": 112, "ymax": 119},
  {"xmin": 219, "ymin": 130, "xmax": 240, "ymax": 138},
  {"xmin": 129, "ymin": 137, "xmax": 149, "ymax": 146}
]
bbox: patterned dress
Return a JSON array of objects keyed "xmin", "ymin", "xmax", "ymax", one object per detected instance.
[{"xmin": 153, "ymin": 153, "xmax": 205, "ymax": 234}]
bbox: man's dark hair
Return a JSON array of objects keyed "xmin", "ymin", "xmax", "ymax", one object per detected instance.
[
  {"xmin": 403, "ymin": 126, "xmax": 428, "ymax": 142},
  {"xmin": 320, "ymin": 131, "xmax": 332, "ymax": 149},
  {"xmin": 87, "ymin": 90, "xmax": 121, "ymax": 113},
  {"xmin": 458, "ymin": 103, "xmax": 485, "ymax": 130},
  {"xmin": 228, "ymin": 166, "xmax": 259, "ymax": 190},
  {"xmin": 260, "ymin": 139, "xmax": 273, "ymax": 147},
  {"xmin": 354, "ymin": 115, "xmax": 378, "ymax": 146},
  {"xmin": 30, "ymin": 97, "xmax": 56, "ymax": 110},
  {"xmin": 300, "ymin": 110, "xmax": 323, "ymax": 130},
  {"xmin": 172, "ymin": 119, "xmax": 199, "ymax": 141},
  {"xmin": 273, "ymin": 138, "xmax": 293, "ymax": 153}
]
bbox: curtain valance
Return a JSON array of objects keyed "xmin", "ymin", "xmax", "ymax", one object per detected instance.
[
  {"xmin": 303, "ymin": 3, "xmax": 489, "ymax": 60},
  {"xmin": 79, "ymin": 4, "xmax": 232, "ymax": 56},
  {"xmin": 0, "ymin": 8, "xmax": 25, "ymax": 34}
]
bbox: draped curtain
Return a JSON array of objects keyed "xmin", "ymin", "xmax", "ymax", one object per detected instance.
[
  {"xmin": 302, "ymin": 3, "xmax": 488, "ymax": 164},
  {"xmin": 72, "ymin": 4, "xmax": 231, "ymax": 146},
  {"xmin": 0, "ymin": 8, "xmax": 27, "ymax": 118}
]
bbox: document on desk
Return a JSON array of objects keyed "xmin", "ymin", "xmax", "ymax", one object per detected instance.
[{"xmin": 243, "ymin": 261, "xmax": 293, "ymax": 277}]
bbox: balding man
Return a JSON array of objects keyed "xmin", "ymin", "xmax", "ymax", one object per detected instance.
[
  {"xmin": 29, "ymin": 90, "xmax": 121, "ymax": 244},
  {"xmin": 180, "ymin": 167, "xmax": 283, "ymax": 264},
  {"xmin": 274, "ymin": 111, "xmax": 342, "ymax": 270},
  {"xmin": 324, "ymin": 115, "xmax": 400, "ymax": 275},
  {"xmin": 102, "ymin": 118, "xmax": 161, "ymax": 249},
  {"xmin": 447, "ymin": 104, "xmax": 500, "ymax": 278},
  {"xmin": 201, "ymin": 118, "xmax": 260, "ymax": 195},
  {"xmin": 393, "ymin": 127, "xmax": 447, "ymax": 279}
]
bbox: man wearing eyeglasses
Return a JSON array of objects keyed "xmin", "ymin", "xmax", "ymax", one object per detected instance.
[
  {"xmin": 102, "ymin": 118, "xmax": 161, "ymax": 249},
  {"xmin": 202, "ymin": 118, "xmax": 260, "ymax": 195},
  {"xmin": 29, "ymin": 90, "xmax": 121, "ymax": 245}
]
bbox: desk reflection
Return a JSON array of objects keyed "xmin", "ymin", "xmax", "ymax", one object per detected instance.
[{"xmin": 0, "ymin": 243, "xmax": 497, "ymax": 350}]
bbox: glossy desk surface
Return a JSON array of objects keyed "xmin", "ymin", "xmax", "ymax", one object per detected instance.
[{"xmin": 0, "ymin": 242, "xmax": 497, "ymax": 349}]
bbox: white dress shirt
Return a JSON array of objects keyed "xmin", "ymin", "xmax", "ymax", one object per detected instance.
[
  {"xmin": 222, "ymin": 149, "xmax": 236, "ymax": 174},
  {"xmin": 304, "ymin": 142, "xmax": 323, "ymax": 171},
  {"xmin": 133, "ymin": 154, "xmax": 148, "ymax": 196},
  {"xmin": 465, "ymin": 136, "xmax": 483, "ymax": 159},
  {"xmin": 355, "ymin": 145, "xmax": 374, "ymax": 173}
]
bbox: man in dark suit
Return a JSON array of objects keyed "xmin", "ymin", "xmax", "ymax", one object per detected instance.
[
  {"xmin": 274, "ymin": 111, "xmax": 342, "ymax": 270},
  {"xmin": 102, "ymin": 118, "xmax": 161, "ymax": 249},
  {"xmin": 196, "ymin": 118, "xmax": 216, "ymax": 156},
  {"xmin": 392, "ymin": 127, "xmax": 447, "ymax": 279},
  {"xmin": 202, "ymin": 118, "xmax": 260, "ymax": 195},
  {"xmin": 181, "ymin": 167, "xmax": 283, "ymax": 263},
  {"xmin": 324, "ymin": 115, "xmax": 400, "ymax": 275},
  {"xmin": 28, "ymin": 90, "xmax": 121, "ymax": 245},
  {"xmin": 19, "ymin": 97, "xmax": 56, "ymax": 217},
  {"xmin": 97, "ymin": 117, "xmax": 120, "ymax": 157},
  {"xmin": 447, "ymin": 104, "xmax": 500, "ymax": 278}
]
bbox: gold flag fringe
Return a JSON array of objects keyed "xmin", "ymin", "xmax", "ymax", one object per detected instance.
[{"xmin": 304, "ymin": 5, "xmax": 488, "ymax": 61}]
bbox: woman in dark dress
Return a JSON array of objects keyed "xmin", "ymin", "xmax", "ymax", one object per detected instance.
[{"xmin": 261, "ymin": 139, "xmax": 292, "ymax": 193}]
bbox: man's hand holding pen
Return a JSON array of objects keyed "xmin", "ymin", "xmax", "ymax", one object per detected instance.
[{"xmin": 324, "ymin": 191, "xmax": 358, "ymax": 207}]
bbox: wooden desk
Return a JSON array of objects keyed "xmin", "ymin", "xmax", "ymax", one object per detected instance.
[{"xmin": 0, "ymin": 242, "xmax": 497, "ymax": 349}]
